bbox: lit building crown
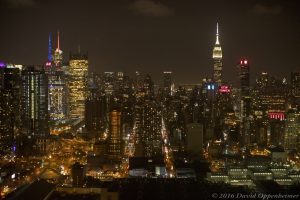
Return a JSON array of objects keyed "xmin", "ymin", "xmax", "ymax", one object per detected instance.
[
  {"xmin": 212, "ymin": 22, "xmax": 223, "ymax": 85},
  {"xmin": 213, "ymin": 23, "xmax": 222, "ymax": 59},
  {"xmin": 54, "ymin": 31, "xmax": 63, "ymax": 67}
]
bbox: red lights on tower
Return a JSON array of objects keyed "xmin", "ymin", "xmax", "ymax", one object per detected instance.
[
  {"xmin": 45, "ymin": 61, "xmax": 52, "ymax": 67},
  {"xmin": 240, "ymin": 59, "xmax": 248, "ymax": 65}
]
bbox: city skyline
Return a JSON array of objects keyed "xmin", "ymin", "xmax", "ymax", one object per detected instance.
[
  {"xmin": 2, "ymin": 1, "xmax": 300, "ymax": 197},
  {"xmin": 0, "ymin": 0, "xmax": 300, "ymax": 84}
]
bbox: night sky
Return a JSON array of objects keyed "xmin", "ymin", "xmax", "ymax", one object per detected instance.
[{"xmin": 0, "ymin": 0, "xmax": 300, "ymax": 84}]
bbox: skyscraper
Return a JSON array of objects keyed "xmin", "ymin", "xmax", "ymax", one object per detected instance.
[
  {"xmin": 284, "ymin": 109, "xmax": 300, "ymax": 151},
  {"xmin": 168, "ymin": 103, "xmax": 186, "ymax": 152},
  {"xmin": 68, "ymin": 52, "xmax": 88, "ymax": 119},
  {"xmin": 238, "ymin": 59, "xmax": 250, "ymax": 98},
  {"xmin": 142, "ymin": 74, "xmax": 154, "ymax": 99},
  {"xmin": 48, "ymin": 71, "xmax": 66, "ymax": 120},
  {"xmin": 163, "ymin": 71, "xmax": 172, "ymax": 97},
  {"xmin": 141, "ymin": 100, "xmax": 162, "ymax": 157},
  {"xmin": 238, "ymin": 59, "xmax": 251, "ymax": 119},
  {"xmin": 53, "ymin": 31, "xmax": 63, "ymax": 68},
  {"xmin": 103, "ymin": 72, "xmax": 115, "ymax": 95},
  {"xmin": 108, "ymin": 108, "xmax": 122, "ymax": 162},
  {"xmin": 21, "ymin": 66, "xmax": 49, "ymax": 137},
  {"xmin": 238, "ymin": 59, "xmax": 251, "ymax": 146},
  {"xmin": 253, "ymin": 73, "xmax": 287, "ymax": 146},
  {"xmin": 85, "ymin": 90, "xmax": 107, "ymax": 134},
  {"xmin": 212, "ymin": 23, "xmax": 223, "ymax": 85},
  {"xmin": 186, "ymin": 123, "xmax": 203, "ymax": 155},
  {"xmin": 0, "ymin": 63, "xmax": 21, "ymax": 151},
  {"xmin": 45, "ymin": 32, "xmax": 66, "ymax": 120},
  {"xmin": 291, "ymin": 72, "xmax": 300, "ymax": 98}
]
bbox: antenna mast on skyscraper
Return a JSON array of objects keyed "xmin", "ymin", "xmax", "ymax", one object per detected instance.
[
  {"xmin": 48, "ymin": 33, "xmax": 52, "ymax": 62},
  {"xmin": 216, "ymin": 22, "xmax": 220, "ymax": 45},
  {"xmin": 57, "ymin": 30, "xmax": 60, "ymax": 50}
]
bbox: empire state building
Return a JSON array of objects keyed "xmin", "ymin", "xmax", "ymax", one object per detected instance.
[{"xmin": 212, "ymin": 23, "xmax": 223, "ymax": 85}]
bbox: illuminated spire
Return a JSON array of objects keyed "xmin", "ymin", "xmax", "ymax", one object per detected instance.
[
  {"xmin": 54, "ymin": 30, "xmax": 63, "ymax": 67},
  {"xmin": 212, "ymin": 22, "xmax": 223, "ymax": 85},
  {"xmin": 215, "ymin": 22, "xmax": 220, "ymax": 45},
  {"xmin": 212, "ymin": 22, "xmax": 222, "ymax": 59},
  {"xmin": 48, "ymin": 33, "xmax": 52, "ymax": 62},
  {"xmin": 57, "ymin": 30, "xmax": 60, "ymax": 50}
]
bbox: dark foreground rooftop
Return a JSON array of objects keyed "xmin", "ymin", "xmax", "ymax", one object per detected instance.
[{"xmin": 5, "ymin": 179, "xmax": 55, "ymax": 200}]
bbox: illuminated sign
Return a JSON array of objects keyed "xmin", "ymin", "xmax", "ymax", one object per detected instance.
[
  {"xmin": 207, "ymin": 84, "xmax": 215, "ymax": 90},
  {"xmin": 268, "ymin": 112, "xmax": 285, "ymax": 120},
  {"xmin": 219, "ymin": 85, "xmax": 231, "ymax": 93}
]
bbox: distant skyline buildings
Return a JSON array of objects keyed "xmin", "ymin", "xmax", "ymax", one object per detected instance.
[
  {"xmin": 1, "ymin": 0, "xmax": 299, "ymax": 85},
  {"xmin": 0, "ymin": 19, "xmax": 299, "ymax": 156},
  {"xmin": 10, "ymin": 21, "xmax": 295, "ymax": 86},
  {"xmin": 2, "ymin": 2, "xmax": 300, "ymax": 196}
]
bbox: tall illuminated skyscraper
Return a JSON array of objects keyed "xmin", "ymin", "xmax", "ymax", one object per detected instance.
[
  {"xmin": 0, "ymin": 63, "xmax": 21, "ymax": 151},
  {"xmin": 53, "ymin": 31, "xmax": 63, "ymax": 68},
  {"xmin": 108, "ymin": 108, "xmax": 122, "ymax": 162},
  {"xmin": 21, "ymin": 66, "xmax": 49, "ymax": 137},
  {"xmin": 141, "ymin": 100, "xmax": 162, "ymax": 157},
  {"xmin": 212, "ymin": 23, "xmax": 223, "ymax": 85},
  {"xmin": 45, "ymin": 32, "xmax": 66, "ymax": 120},
  {"xmin": 48, "ymin": 71, "xmax": 66, "ymax": 120},
  {"xmin": 68, "ymin": 52, "xmax": 88, "ymax": 119},
  {"xmin": 238, "ymin": 59, "xmax": 251, "ymax": 146},
  {"xmin": 238, "ymin": 59, "xmax": 250, "ymax": 97},
  {"xmin": 284, "ymin": 109, "xmax": 300, "ymax": 151}
]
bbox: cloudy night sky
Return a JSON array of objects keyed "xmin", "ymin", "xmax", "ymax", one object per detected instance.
[{"xmin": 0, "ymin": 0, "xmax": 299, "ymax": 84}]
